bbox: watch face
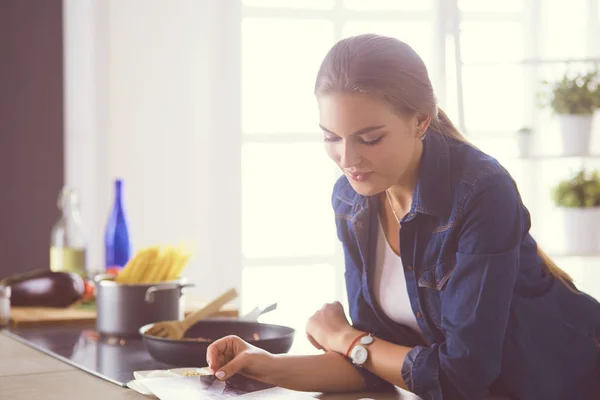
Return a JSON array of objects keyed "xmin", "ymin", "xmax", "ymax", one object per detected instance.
[
  {"xmin": 360, "ymin": 335, "xmax": 374, "ymax": 345},
  {"xmin": 351, "ymin": 345, "xmax": 368, "ymax": 365}
]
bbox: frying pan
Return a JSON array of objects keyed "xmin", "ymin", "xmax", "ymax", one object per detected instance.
[{"xmin": 139, "ymin": 319, "xmax": 295, "ymax": 367}]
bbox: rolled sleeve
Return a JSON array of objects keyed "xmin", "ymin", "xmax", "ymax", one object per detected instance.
[
  {"xmin": 402, "ymin": 173, "xmax": 525, "ymax": 400},
  {"xmin": 401, "ymin": 344, "xmax": 437, "ymax": 395}
]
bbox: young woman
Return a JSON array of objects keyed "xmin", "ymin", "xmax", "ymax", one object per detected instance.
[{"xmin": 206, "ymin": 34, "xmax": 600, "ymax": 400}]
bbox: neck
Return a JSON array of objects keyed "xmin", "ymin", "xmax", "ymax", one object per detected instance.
[{"xmin": 385, "ymin": 139, "xmax": 423, "ymax": 214}]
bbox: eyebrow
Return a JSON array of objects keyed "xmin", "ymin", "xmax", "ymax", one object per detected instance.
[{"xmin": 319, "ymin": 124, "xmax": 386, "ymax": 136}]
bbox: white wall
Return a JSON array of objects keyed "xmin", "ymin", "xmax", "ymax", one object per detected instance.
[{"xmin": 63, "ymin": 0, "xmax": 242, "ymax": 304}]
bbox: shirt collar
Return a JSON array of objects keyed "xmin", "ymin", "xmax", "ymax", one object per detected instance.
[{"xmin": 410, "ymin": 128, "xmax": 453, "ymax": 218}]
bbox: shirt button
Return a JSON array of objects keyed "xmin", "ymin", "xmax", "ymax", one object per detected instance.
[
  {"xmin": 416, "ymin": 311, "xmax": 422, "ymax": 319},
  {"xmin": 406, "ymin": 265, "xmax": 413, "ymax": 271}
]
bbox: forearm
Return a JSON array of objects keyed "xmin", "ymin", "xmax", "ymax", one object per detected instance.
[
  {"xmin": 332, "ymin": 329, "xmax": 412, "ymax": 390},
  {"xmin": 264, "ymin": 336, "xmax": 413, "ymax": 393},
  {"xmin": 265, "ymin": 352, "xmax": 367, "ymax": 393}
]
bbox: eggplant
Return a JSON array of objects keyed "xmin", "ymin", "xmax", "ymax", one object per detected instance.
[{"xmin": 2, "ymin": 269, "xmax": 85, "ymax": 308}]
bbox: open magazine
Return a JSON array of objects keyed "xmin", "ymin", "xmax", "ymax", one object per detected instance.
[{"xmin": 131, "ymin": 373, "xmax": 317, "ymax": 399}]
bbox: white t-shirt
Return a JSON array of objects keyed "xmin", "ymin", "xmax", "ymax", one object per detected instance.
[{"xmin": 374, "ymin": 217, "xmax": 423, "ymax": 335}]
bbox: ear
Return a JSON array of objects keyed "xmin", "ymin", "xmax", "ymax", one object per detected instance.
[{"xmin": 415, "ymin": 113, "xmax": 432, "ymax": 137}]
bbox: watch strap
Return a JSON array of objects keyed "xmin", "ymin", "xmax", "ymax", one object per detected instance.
[{"xmin": 345, "ymin": 332, "xmax": 368, "ymax": 357}]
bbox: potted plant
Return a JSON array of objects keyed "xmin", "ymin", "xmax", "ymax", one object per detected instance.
[
  {"xmin": 551, "ymin": 168, "xmax": 600, "ymax": 254},
  {"xmin": 540, "ymin": 70, "xmax": 600, "ymax": 156},
  {"xmin": 516, "ymin": 126, "xmax": 534, "ymax": 157}
]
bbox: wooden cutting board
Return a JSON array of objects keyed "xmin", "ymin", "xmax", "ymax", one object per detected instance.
[
  {"xmin": 9, "ymin": 298, "xmax": 239, "ymax": 327},
  {"xmin": 10, "ymin": 306, "xmax": 97, "ymax": 326}
]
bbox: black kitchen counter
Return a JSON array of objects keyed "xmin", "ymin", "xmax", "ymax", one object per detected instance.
[{"xmin": 5, "ymin": 323, "xmax": 173, "ymax": 386}]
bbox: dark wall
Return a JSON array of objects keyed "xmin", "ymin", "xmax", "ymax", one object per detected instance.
[{"xmin": 0, "ymin": 0, "xmax": 64, "ymax": 278}]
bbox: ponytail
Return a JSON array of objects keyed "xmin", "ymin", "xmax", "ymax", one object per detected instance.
[
  {"xmin": 429, "ymin": 108, "xmax": 469, "ymax": 143},
  {"xmin": 537, "ymin": 247, "xmax": 579, "ymax": 293}
]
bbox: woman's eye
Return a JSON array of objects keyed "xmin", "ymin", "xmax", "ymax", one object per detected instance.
[
  {"xmin": 324, "ymin": 135, "xmax": 340, "ymax": 143},
  {"xmin": 323, "ymin": 134, "xmax": 383, "ymax": 145},
  {"xmin": 361, "ymin": 136, "xmax": 383, "ymax": 146}
]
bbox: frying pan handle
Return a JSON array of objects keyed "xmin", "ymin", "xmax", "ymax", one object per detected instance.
[
  {"xmin": 240, "ymin": 302, "xmax": 278, "ymax": 321},
  {"xmin": 145, "ymin": 283, "xmax": 195, "ymax": 303}
]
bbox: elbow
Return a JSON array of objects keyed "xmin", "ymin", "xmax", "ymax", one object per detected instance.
[
  {"xmin": 403, "ymin": 345, "xmax": 500, "ymax": 400},
  {"xmin": 438, "ymin": 353, "xmax": 501, "ymax": 400}
]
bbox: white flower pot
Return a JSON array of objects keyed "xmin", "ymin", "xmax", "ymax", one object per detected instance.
[
  {"xmin": 560, "ymin": 207, "xmax": 600, "ymax": 255},
  {"xmin": 558, "ymin": 114, "xmax": 594, "ymax": 156},
  {"xmin": 516, "ymin": 134, "xmax": 533, "ymax": 157}
]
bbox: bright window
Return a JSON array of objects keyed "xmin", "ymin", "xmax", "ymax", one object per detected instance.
[
  {"xmin": 241, "ymin": 142, "xmax": 337, "ymax": 259},
  {"xmin": 540, "ymin": 0, "xmax": 587, "ymax": 59},
  {"xmin": 459, "ymin": 22, "xmax": 524, "ymax": 64},
  {"xmin": 457, "ymin": 0, "xmax": 524, "ymax": 12},
  {"xmin": 241, "ymin": 18, "xmax": 334, "ymax": 134},
  {"xmin": 461, "ymin": 65, "xmax": 525, "ymax": 132},
  {"xmin": 243, "ymin": 0, "xmax": 334, "ymax": 9},
  {"xmin": 242, "ymin": 263, "xmax": 336, "ymax": 354},
  {"xmin": 344, "ymin": 0, "xmax": 431, "ymax": 11}
]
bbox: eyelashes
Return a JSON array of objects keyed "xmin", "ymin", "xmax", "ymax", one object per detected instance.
[
  {"xmin": 323, "ymin": 136, "xmax": 384, "ymax": 146},
  {"xmin": 362, "ymin": 136, "xmax": 383, "ymax": 146},
  {"xmin": 323, "ymin": 136, "xmax": 339, "ymax": 143}
]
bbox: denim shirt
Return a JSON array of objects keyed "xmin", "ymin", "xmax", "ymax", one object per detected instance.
[{"xmin": 332, "ymin": 130, "xmax": 600, "ymax": 400}]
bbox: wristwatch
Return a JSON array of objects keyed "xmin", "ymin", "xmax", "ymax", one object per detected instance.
[{"xmin": 349, "ymin": 333, "xmax": 375, "ymax": 366}]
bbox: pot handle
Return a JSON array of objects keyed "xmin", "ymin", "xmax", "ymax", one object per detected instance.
[{"xmin": 145, "ymin": 283, "xmax": 195, "ymax": 303}]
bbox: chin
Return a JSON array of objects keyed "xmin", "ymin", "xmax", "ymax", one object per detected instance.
[{"xmin": 346, "ymin": 180, "xmax": 384, "ymax": 197}]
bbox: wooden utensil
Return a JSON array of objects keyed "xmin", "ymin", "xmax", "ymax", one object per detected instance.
[{"xmin": 145, "ymin": 287, "xmax": 238, "ymax": 339}]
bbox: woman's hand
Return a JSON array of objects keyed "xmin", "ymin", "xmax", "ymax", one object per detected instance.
[
  {"xmin": 207, "ymin": 334, "xmax": 369, "ymax": 393},
  {"xmin": 206, "ymin": 335, "xmax": 275, "ymax": 382},
  {"xmin": 305, "ymin": 301, "xmax": 360, "ymax": 355}
]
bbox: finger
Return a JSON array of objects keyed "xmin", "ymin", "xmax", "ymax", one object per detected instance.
[
  {"xmin": 215, "ymin": 352, "xmax": 249, "ymax": 381},
  {"xmin": 306, "ymin": 333, "xmax": 323, "ymax": 350},
  {"xmin": 329, "ymin": 301, "xmax": 344, "ymax": 312},
  {"xmin": 206, "ymin": 337, "xmax": 234, "ymax": 373}
]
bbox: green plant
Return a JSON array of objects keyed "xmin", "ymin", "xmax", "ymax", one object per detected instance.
[
  {"xmin": 540, "ymin": 70, "xmax": 600, "ymax": 115},
  {"xmin": 552, "ymin": 169, "xmax": 600, "ymax": 207}
]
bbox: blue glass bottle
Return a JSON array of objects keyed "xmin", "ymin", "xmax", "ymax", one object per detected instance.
[{"xmin": 105, "ymin": 179, "xmax": 131, "ymax": 271}]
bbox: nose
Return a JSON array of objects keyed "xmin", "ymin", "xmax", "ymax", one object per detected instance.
[{"xmin": 338, "ymin": 141, "xmax": 362, "ymax": 168}]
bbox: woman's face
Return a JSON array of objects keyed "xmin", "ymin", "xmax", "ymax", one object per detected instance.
[{"xmin": 318, "ymin": 92, "xmax": 424, "ymax": 197}]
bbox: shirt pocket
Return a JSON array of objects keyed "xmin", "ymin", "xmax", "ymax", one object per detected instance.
[
  {"xmin": 417, "ymin": 259, "xmax": 456, "ymax": 291},
  {"xmin": 416, "ymin": 260, "xmax": 456, "ymax": 333}
]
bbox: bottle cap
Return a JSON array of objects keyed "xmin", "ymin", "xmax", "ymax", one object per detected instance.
[{"xmin": 57, "ymin": 187, "xmax": 81, "ymax": 209}]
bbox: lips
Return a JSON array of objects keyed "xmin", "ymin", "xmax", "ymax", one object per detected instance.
[{"xmin": 347, "ymin": 171, "xmax": 373, "ymax": 182}]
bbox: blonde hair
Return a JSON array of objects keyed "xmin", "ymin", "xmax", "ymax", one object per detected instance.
[{"xmin": 315, "ymin": 33, "xmax": 576, "ymax": 291}]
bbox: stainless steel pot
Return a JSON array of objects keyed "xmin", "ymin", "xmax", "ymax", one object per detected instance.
[{"xmin": 94, "ymin": 274, "xmax": 194, "ymax": 337}]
